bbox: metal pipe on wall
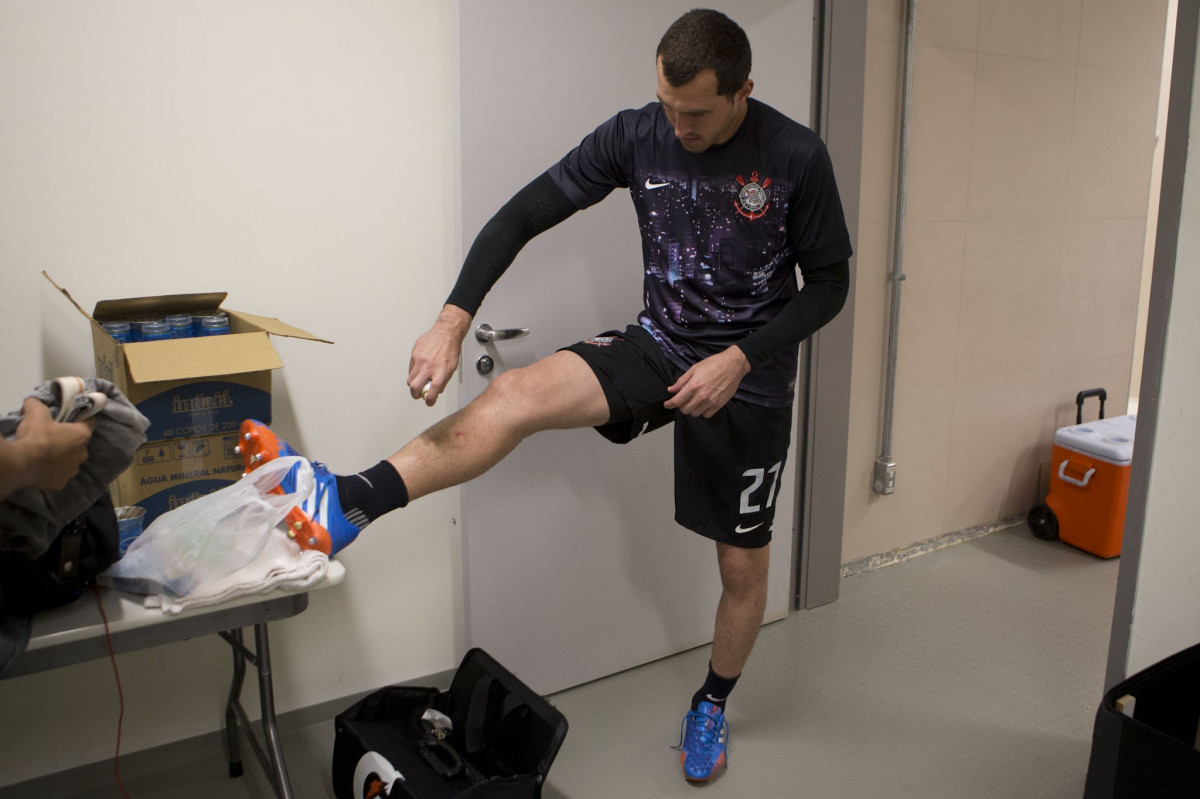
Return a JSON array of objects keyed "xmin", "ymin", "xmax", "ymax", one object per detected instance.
[{"xmin": 874, "ymin": 0, "xmax": 916, "ymax": 496}]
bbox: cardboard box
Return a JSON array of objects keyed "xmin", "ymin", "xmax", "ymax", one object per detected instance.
[
  {"xmin": 115, "ymin": 431, "xmax": 248, "ymax": 523},
  {"xmin": 44, "ymin": 272, "xmax": 331, "ymax": 522}
]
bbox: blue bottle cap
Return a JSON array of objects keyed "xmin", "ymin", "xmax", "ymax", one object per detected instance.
[
  {"xmin": 101, "ymin": 321, "xmax": 132, "ymax": 343},
  {"xmin": 166, "ymin": 314, "xmax": 193, "ymax": 338},
  {"xmin": 140, "ymin": 320, "xmax": 171, "ymax": 341},
  {"xmin": 192, "ymin": 310, "xmax": 227, "ymax": 334},
  {"xmin": 198, "ymin": 315, "xmax": 230, "ymax": 335}
]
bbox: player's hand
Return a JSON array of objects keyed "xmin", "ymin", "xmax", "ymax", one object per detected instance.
[
  {"xmin": 664, "ymin": 346, "xmax": 751, "ymax": 418},
  {"xmin": 16, "ymin": 398, "xmax": 96, "ymax": 490},
  {"xmin": 408, "ymin": 305, "xmax": 473, "ymax": 407}
]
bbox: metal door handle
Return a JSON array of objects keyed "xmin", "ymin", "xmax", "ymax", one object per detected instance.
[{"xmin": 475, "ymin": 323, "xmax": 530, "ymax": 343}]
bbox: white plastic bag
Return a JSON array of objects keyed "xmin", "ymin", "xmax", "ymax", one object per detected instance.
[{"xmin": 99, "ymin": 456, "xmax": 313, "ymax": 597}]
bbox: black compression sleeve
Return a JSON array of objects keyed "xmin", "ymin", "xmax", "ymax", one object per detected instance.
[
  {"xmin": 445, "ymin": 172, "xmax": 578, "ymax": 315},
  {"xmin": 736, "ymin": 260, "xmax": 850, "ymax": 368}
]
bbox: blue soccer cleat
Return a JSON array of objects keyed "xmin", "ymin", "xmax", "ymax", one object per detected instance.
[
  {"xmin": 675, "ymin": 701, "xmax": 729, "ymax": 782},
  {"xmin": 236, "ymin": 419, "xmax": 361, "ymax": 556}
]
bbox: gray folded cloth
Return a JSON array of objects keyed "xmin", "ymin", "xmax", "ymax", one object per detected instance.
[{"xmin": 0, "ymin": 378, "xmax": 150, "ymax": 557}]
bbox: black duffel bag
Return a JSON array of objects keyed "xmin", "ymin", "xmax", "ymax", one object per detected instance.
[
  {"xmin": 1, "ymin": 492, "xmax": 120, "ymax": 675},
  {"xmin": 333, "ymin": 648, "xmax": 568, "ymax": 799}
]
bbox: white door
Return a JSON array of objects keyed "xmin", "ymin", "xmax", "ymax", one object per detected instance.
[{"xmin": 458, "ymin": 0, "xmax": 815, "ymax": 695}]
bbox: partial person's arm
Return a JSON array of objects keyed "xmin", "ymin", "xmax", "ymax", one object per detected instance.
[
  {"xmin": 735, "ymin": 259, "xmax": 850, "ymax": 367},
  {"xmin": 0, "ymin": 398, "xmax": 95, "ymax": 501},
  {"xmin": 664, "ymin": 260, "xmax": 849, "ymax": 418},
  {"xmin": 408, "ymin": 173, "xmax": 578, "ymax": 405}
]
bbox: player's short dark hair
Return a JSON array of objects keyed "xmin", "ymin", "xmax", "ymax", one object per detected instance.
[{"xmin": 656, "ymin": 9, "xmax": 752, "ymax": 98}]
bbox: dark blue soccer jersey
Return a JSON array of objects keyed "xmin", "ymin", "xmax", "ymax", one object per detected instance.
[{"xmin": 547, "ymin": 98, "xmax": 852, "ymax": 407}]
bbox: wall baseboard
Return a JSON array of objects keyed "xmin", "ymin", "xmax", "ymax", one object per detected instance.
[{"xmin": 841, "ymin": 514, "xmax": 1025, "ymax": 577}]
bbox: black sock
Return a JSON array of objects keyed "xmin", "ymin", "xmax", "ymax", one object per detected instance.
[
  {"xmin": 335, "ymin": 461, "xmax": 408, "ymax": 528},
  {"xmin": 691, "ymin": 662, "xmax": 740, "ymax": 712}
]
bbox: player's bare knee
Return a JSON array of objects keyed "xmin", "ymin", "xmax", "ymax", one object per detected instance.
[
  {"xmin": 717, "ymin": 544, "xmax": 769, "ymax": 596},
  {"xmin": 474, "ymin": 370, "xmax": 516, "ymax": 413},
  {"xmin": 476, "ymin": 367, "xmax": 543, "ymax": 427}
]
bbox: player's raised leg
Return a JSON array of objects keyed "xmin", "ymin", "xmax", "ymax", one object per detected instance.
[{"xmin": 239, "ymin": 350, "xmax": 611, "ymax": 555}]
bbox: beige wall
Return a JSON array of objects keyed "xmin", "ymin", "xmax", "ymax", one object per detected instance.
[
  {"xmin": 0, "ymin": 1, "xmax": 460, "ymax": 785},
  {"xmin": 844, "ymin": 0, "xmax": 1169, "ymax": 563}
]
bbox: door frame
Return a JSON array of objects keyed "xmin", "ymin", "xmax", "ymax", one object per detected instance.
[
  {"xmin": 1103, "ymin": 0, "xmax": 1198, "ymax": 688},
  {"xmin": 794, "ymin": 0, "xmax": 867, "ymax": 610}
]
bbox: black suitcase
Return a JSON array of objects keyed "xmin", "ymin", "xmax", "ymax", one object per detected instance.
[{"xmin": 332, "ymin": 648, "xmax": 568, "ymax": 799}]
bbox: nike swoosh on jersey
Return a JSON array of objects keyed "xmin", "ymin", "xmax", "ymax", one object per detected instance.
[
  {"xmin": 734, "ymin": 521, "xmax": 765, "ymax": 534},
  {"xmin": 644, "ymin": 178, "xmax": 670, "ymax": 189}
]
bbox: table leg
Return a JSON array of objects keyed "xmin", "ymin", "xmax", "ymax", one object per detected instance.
[
  {"xmin": 254, "ymin": 622, "xmax": 294, "ymax": 799},
  {"xmin": 225, "ymin": 627, "xmax": 247, "ymax": 778}
]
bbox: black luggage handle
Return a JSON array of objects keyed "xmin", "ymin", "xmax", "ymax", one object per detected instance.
[
  {"xmin": 1076, "ymin": 388, "xmax": 1107, "ymax": 424},
  {"xmin": 419, "ymin": 739, "xmax": 464, "ymax": 780}
]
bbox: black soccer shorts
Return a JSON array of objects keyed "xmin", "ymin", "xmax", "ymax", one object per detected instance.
[{"xmin": 562, "ymin": 325, "xmax": 793, "ymax": 549}]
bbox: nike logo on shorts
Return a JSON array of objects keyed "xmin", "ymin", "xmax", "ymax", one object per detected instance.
[
  {"xmin": 644, "ymin": 178, "xmax": 670, "ymax": 189},
  {"xmin": 734, "ymin": 521, "xmax": 765, "ymax": 534}
]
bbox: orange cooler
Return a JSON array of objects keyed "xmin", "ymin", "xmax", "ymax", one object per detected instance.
[{"xmin": 1044, "ymin": 413, "xmax": 1136, "ymax": 558}]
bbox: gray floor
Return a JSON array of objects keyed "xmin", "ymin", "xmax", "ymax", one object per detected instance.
[{"xmin": 8, "ymin": 524, "xmax": 1120, "ymax": 798}]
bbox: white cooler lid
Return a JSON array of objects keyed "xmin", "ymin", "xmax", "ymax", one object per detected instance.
[{"xmin": 1053, "ymin": 413, "xmax": 1136, "ymax": 465}]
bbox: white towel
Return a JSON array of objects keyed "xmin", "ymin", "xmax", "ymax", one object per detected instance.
[{"xmin": 145, "ymin": 529, "xmax": 329, "ymax": 615}]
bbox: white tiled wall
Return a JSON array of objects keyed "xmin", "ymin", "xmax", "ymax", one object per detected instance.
[{"xmin": 844, "ymin": 0, "xmax": 1169, "ymax": 562}]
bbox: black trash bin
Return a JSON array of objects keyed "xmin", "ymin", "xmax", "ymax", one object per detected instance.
[{"xmin": 1084, "ymin": 641, "xmax": 1200, "ymax": 797}]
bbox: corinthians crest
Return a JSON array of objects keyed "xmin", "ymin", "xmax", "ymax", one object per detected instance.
[{"xmin": 734, "ymin": 171, "xmax": 771, "ymax": 219}]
